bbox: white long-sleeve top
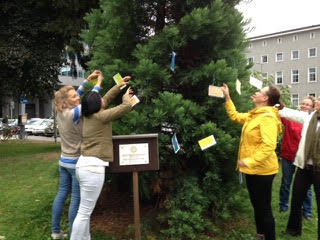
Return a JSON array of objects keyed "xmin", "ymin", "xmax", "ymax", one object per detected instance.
[{"xmin": 279, "ymin": 107, "xmax": 320, "ymax": 168}]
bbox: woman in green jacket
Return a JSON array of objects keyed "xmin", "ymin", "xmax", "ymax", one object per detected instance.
[
  {"xmin": 221, "ymin": 83, "xmax": 282, "ymax": 240},
  {"xmin": 70, "ymin": 72, "xmax": 132, "ymax": 240}
]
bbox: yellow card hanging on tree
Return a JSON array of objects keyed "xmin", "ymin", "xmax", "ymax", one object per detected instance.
[{"xmin": 198, "ymin": 135, "xmax": 217, "ymax": 151}]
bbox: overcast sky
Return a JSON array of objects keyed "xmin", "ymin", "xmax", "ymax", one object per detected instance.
[{"xmin": 236, "ymin": 0, "xmax": 320, "ymax": 37}]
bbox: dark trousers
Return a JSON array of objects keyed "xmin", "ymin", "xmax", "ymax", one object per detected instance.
[
  {"xmin": 246, "ymin": 174, "xmax": 276, "ymax": 240},
  {"xmin": 287, "ymin": 166, "xmax": 320, "ymax": 238},
  {"xmin": 279, "ymin": 158, "xmax": 312, "ymax": 215}
]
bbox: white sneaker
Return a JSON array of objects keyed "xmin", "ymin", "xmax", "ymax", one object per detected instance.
[{"xmin": 51, "ymin": 232, "xmax": 68, "ymax": 239}]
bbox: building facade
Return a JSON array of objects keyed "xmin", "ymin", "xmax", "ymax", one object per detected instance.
[
  {"xmin": 246, "ymin": 24, "xmax": 320, "ymax": 106},
  {"xmin": 0, "ymin": 65, "xmax": 85, "ymax": 119}
]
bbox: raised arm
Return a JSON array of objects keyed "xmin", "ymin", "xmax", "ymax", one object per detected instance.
[
  {"xmin": 279, "ymin": 107, "xmax": 308, "ymax": 124},
  {"xmin": 77, "ymin": 70, "xmax": 102, "ymax": 96},
  {"xmin": 221, "ymin": 83, "xmax": 249, "ymax": 125},
  {"xmin": 98, "ymin": 87, "xmax": 132, "ymax": 123},
  {"xmin": 102, "ymin": 76, "xmax": 131, "ymax": 107},
  {"xmin": 73, "ymin": 70, "xmax": 103, "ymax": 123}
]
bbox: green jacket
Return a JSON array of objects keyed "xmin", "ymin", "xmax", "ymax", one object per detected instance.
[{"xmin": 81, "ymin": 85, "xmax": 131, "ymax": 161}]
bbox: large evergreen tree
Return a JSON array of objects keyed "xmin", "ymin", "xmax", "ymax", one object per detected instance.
[{"xmin": 82, "ymin": 0, "xmax": 253, "ymax": 238}]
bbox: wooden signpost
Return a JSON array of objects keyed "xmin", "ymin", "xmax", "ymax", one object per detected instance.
[{"xmin": 110, "ymin": 134, "xmax": 159, "ymax": 240}]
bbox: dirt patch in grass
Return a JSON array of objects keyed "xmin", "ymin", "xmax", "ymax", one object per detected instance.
[
  {"xmin": 37, "ymin": 152, "xmax": 60, "ymax": 162},
  {"xmin": 219, "ymin": 216, "xmax": 251, "ymax": 231},
  {"xmin": 91, "ymin": 187, "xmax": 156, "ymax": 237}
]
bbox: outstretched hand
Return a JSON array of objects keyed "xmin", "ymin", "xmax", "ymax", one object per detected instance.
[
  {"xmin": 119, "ymin": 76, "xmax": 131, "ymax": 88},
  {"xmin": 124, "ymin": 87, "xmax": 134, "ymax": 98},
  {"xmin": 87, "ymin": 70, "xmax": 102, "ymax": 81},
  {"xmin": 221, "ymin": 83, "xmax": 231, "ymax": 101},
  {"xmin": 275, "ymin": 103, "xmax": 285, "ymax": 110}
]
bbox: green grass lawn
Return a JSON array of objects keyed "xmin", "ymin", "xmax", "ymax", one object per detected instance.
[
  {"xmin": 0, "ymin": 141, "xmax": 317, "ymax": 240},
  {"xmin": 0, "ymin": 141, "xmax": 115, "ymax": 240}
]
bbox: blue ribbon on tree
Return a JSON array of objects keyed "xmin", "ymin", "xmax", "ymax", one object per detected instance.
[
  {"xmin": 171, "ymin": 133, "xmax": 180, "ymax": 153},
  {"xmin": 170, "ymin": 51, "xmax": 176, "ymax": 72}
]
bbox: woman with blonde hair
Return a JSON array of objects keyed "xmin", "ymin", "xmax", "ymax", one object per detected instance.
[{"xmin": 51, "ymin": 70, "xmax": 102, "ymax": 239}]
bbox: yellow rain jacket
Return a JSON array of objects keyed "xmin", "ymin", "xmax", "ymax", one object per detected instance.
[{"xmin": 225, "ymin": 99, "xmax": 282, "ymax": 175}]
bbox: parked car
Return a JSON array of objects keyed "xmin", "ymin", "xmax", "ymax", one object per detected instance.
[
  {"xmin": 25, "ymin": 119, "xmax": 44, "ymax": 135},
  {"xmin": 32, "ymin": 119, "xmax": 54, "ymax": 136},
  {"xmin": 44, "ymin": 121, "xmax": 59, "ymax": 137},
  {"xmin": 27, "ymin": 118, "xmax": 42, "ymax": 124},
  {"xmin": 8, "ymin": 119, "xmax": 18, "ymax": 127}
]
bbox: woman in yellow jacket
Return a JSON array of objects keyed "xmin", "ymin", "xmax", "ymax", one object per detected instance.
[{"xmin": 221, "ymin": 83, "xmax": 282, "ymax": 240}]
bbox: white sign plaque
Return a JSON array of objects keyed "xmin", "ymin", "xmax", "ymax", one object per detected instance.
[{"xmin": 119, "ymin": 143, "xmax": 149, "ymax": 166}]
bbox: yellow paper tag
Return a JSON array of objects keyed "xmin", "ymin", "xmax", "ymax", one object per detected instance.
[
  {"xmin": 113, "ymin": 73, "xmax": 126, "ymax": 90},
  {"xmin": 198, "ymin": 135, "xmax": 216, "ymax": 151}
]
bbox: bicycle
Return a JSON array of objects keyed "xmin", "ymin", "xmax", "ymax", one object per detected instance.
[{"xmin": 0, "ymin": 125, "xmax": 25, "ymax": 141}]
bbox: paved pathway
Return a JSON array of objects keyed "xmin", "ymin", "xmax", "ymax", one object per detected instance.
[{"xmin": 27, "ymin": 135, "xmax": 61, "ymax": 142}]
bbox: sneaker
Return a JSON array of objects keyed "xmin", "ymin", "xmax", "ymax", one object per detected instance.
[
  {"xmin": 279, "ymin": 208, "xmax": 288, "ymax": 213},
  {"xmin": 303, "ymin": 214, "xmax": 312, "ymax": 221},
  {"xmin": 51, "ymin": 232, "xmax": 68, "ymax": 240}
]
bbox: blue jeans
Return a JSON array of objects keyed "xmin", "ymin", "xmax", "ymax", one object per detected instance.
[
  {"xmin": 52, "ymin": 166, "xmax": 80, "ymax": 234},
  {"xmin": 279, "ymin": 159, "xmax": 312, "ymax": 217}
]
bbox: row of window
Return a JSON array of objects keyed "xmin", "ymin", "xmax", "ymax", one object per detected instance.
[
  {"xmin": 292, "ymin": 93, "xmax": 318, "ymax": 107},
  {"xmin": 59, "ymin": 69, "xmax": 85, "ymax": 78},
  {"xmin": 248, "ymin": 32, "xmax": 316, "ymax": 48},
  {"xmin": 248, "ymin": 48, "xmax": 317, "ymax": 64},
  {"xmin": 261, "ymin": 67, "xmax": 317, "ymax": 85}
]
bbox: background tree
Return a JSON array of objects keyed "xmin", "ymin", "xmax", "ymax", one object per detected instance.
[
  {"xmin": 0, "ymin": 0, "xmax": 98, "ymax": 102},
  {"xmin": 81, "ymin": 0, "xmax": 261, "ymax": 238}
]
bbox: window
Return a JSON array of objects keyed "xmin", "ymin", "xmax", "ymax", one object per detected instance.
[
  {"xmin": 276, "ymin": 71, "xmax": 283, "ymax": 85},
  {"xmin": 309, "ymin": 93, "xmax": 316, "ymax": 97},
  {"xmin": 291, "ymin": 94, "xmax": 299, "ymax": 107},
  {"xmin": 310, "ymin": 32, "xmax": 315, "ymax": 39},
  {"xmin": 59, "ymin": 66, "xmax": 71, "ymax": 76},
  {"xmin": 248, "ymin": 43, "xmax": 252, "ymax": 49},
  {"xmin": 248, "ymin": 57, "xmax": 254, "ymax": 64},
  {"xmin": 308, "ymin": 67, "xmax": 316, "ymax": 82},
  {"xmin": 277, "ymin": 38, "xmax": 282, "ymax": 44},
  {"xmin": 309, "ymin": 48, "xmax": 317, "ymax": 57},
  {"xmin": 291, "ymin": 70, "xmax": 299, "ymax": 83},
  {"xmin": 276, "ymin": 53, "xmax": 283, "ymax": 62},
  {"xmin": 261, "ymin": 55, "xmax": 268, "ymax": 63},
  {"xmin": 291, "ymin": 50, "xmax": 299, "ymax": 60},
  {"xmin": 262, "ymin": 41, "xmax": 267, "ymax": 47},
  {"xmin": 293, "ymin": 35, "xmax": 298, "ymax": 41}
]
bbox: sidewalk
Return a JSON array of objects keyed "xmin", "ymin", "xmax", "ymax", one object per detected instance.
[{"xmin": 27, "ymin": 135, "xmax": 61, "ymax": 143}]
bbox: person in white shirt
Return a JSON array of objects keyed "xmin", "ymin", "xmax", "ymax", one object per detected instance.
[{"xmin": 279, "ymin": 97, "xmax": 320, "ymax": 238}]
